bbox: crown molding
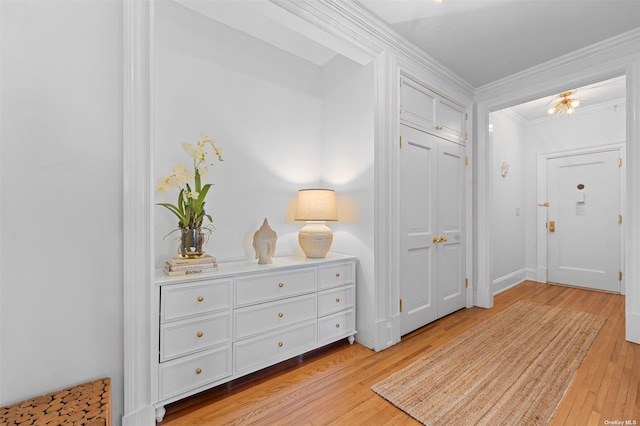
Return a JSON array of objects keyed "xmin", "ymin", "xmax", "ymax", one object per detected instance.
[
  {"xmin": 475, "ymin": 28, "xmax": 640, "ymax": 105},
  {"xmin": 494, "ymin": 108, "xmax": 528, "ymax": 127}
]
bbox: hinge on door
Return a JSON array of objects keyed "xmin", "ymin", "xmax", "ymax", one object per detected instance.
[
  {"xmin": 465, "ymin": 131, "xmax": 468, "ymax": 140},
  {"xmin": 465, "ymin": 156, "xmax": 469, "ymax": 166},
  {"xmin": 619, "ymin": 271, "xmax": 623, "ymax": 281},
  {"xmin": 618, "ymin": 157, "xmax": 622, "ymax": 167},
  {"xmin": 399, "ymin": 298, "xmax": 403, "ymax": 312},
  {"xmin": 465, "ymin": 112, "xmax": 468, "ymax": 120},
  {"xmin": 465, "ymin": 278, "xmax": 469, "ymax": 288},
  {"xmin": 400, "ymin": 135, "xmax": 403, "ymax": 149},
  {"xmin": 399, "ymin": 77, "xmax": 403, "ymax": 87},
  {"xmin": 619, "ymin": 214, "xmax": 623, "ymax": 224},
  {"xmin": 400, "ymin": 103, "xmax": 403, "ymax": 114}
]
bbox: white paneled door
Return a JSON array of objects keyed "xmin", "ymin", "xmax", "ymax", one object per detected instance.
[
  {"xmin": 547, "ymin": 149, "xmax": 622, "ymax": 293},
  {"xmin": 399, "ymin": 124, "xmax": 466, "ymax": 336}
]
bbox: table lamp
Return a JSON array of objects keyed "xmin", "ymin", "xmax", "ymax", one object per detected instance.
[{"xmin": 295, "ymin": 189, "xmax": 338, "ymax": 258}]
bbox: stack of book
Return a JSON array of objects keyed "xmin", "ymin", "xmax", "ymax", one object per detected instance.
[{"xmin": 163, "ymin": 254, "xmax": 218, "ymax": 276}]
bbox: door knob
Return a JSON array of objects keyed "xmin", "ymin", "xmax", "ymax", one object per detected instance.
[
  {"xmin": 441, "ymin": 236, "xmax": 448, "ymax": 242},
  {"xmin": 433, "ymin": 236, "xmax": 441, "ymax": 243},
  {"xmin": 549, "ymin": 221, "xmax": 555, "ymax": 232}
]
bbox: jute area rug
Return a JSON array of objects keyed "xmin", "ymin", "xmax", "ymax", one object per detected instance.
[{"xmin": 372, "ymin": 301, "xmax": 606, "ymax": 425}]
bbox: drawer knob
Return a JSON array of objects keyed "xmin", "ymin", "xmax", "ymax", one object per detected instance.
[
  {"xmin": 336, "ymin": 297, "xmax": 341, "ymax": 303},
  {"xmin": 197, "ymin": 296, "xmax": 204, "ymax": 302},
  {"xmin": 335, "ymin": 272, "xmax": 340, "ymax": 277},
  {"xmin": 278, "ymin": 282, "xmax": 284, "ymax": 288},
  {"xmin": 195, "ymin": 368, "xmax": 202, "ymax": 375},
  {"xmin": 335, "ymin": 323, "xmax": 340, "ymax": 328},
  {"xmin": 278, "ymin": 341, "xmax": 283, "ymax": 347},
  {"xmin": 278, "ymin": 312, "xmax": 284, "ymax": 318},
  {"xmin": 197, "ymin": 331, "xmax": 203, "ymax": 338}
]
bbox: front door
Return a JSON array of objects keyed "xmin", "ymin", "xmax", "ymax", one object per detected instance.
[{"xmin": 547, "ymin": 149, "xmax": 621, "ymax": 292}]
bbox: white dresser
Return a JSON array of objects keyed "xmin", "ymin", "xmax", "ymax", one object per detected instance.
[{"xmin": 152, "ymin": 253, "xmax": 357, "ymax": 422}]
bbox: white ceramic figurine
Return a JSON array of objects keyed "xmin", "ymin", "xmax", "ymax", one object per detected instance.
[{"xmin": 253, "ymin": 218, "xmax": 277, "ymax": 264}]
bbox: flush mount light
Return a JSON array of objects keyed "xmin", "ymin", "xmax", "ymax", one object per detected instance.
[{"xmin": 546, "ymin": 91, "xmax": 582, "ymax": 117}]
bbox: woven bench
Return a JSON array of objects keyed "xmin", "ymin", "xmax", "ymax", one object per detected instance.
[{"xmin": 0, "ymin": 377, "xmax": 111, "ymax": 426}]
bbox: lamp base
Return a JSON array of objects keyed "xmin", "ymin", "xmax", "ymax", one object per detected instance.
[{"xmin": 298, "ymin": 221, "xmax": 333, "ymax": 258}]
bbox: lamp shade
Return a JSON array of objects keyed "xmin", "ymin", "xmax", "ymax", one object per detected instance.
[{"xmin": 294, "ymin": 189, "xmax": 338, "ymax": 221}]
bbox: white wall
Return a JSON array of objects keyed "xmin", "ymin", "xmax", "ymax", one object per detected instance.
[
  {"xmin": 320, "ymin": 56, "xmax": 375, "ymax": 348},
  {"xmin": 523, "ymin": 103, "xmax": 626, "ymax": 277},
  {"xmin": 154, "ymin": 1, "xmax": 322, "ymax": 264},
  {"xmin": 490, "ymin": 111, "xmax": 526, "ymax": 293},
  {"xmin": 0, "ymin": 0, "xmax": 124, "ymax": 421}
]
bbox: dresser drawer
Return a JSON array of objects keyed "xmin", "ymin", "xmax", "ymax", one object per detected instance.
[
  {"xmin": 318, "ymin": 309, "xmax": 355, "ymax": 346},
  {"xmin": 235, "ymin": 294, "xmax": 317, "ymax": 340},
  {"xmin": 159, "ymin": 345, "xmax": 231, "ymax": 400},
  {"xmin": 160, "ymin": 312, "xmax": 231, "ymax": 362},
  {"xmin": 318, "ymin": 285, "xmax": 354, "ymax": 317},
  {"xmin": 318, "ymin": 262, "xmax": 353, "ymax": 290},
  {"xmin": 235, "ymin": 268, "xmax": 316, "ymax": 306},
  {"xmin": 234, "ymin": 319, "xmax": 317, "ymax": 375},
  {"xmin": 161, "ymin": 278, "xmax": 233, "ymax": 322}
]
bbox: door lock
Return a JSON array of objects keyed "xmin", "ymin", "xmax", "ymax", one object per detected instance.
[{"xmin": 549, "ymin": 221, "xmax": 555, "ymax": 232}]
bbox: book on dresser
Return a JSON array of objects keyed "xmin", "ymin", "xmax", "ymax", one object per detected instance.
[{"xmin": 163, "ymin": 255, "xmax": 218, "ymax": 276}]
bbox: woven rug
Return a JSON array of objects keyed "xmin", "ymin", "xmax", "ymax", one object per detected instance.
[{"xmin": 372, "ymin": 301, "xmax": 606, "ymax": 425}]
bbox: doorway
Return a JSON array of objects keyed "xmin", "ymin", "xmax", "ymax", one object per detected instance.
[{"xmin": 538, "ymin": 146, "xmax": 624, "ymax": 293}]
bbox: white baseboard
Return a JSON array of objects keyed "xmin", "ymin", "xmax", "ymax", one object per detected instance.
[{"xmin": 493, "ymin": 269, "xmax": 526, "ymax": 295}]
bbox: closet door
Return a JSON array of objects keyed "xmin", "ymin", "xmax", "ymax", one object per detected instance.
[
  {"xmin": 436, "ymin": 139, "xmax": 466, "ymax": 318},
  {"xmin": 399, "ymin": 125, "xmax": 466, "ymax": 335},
  {"xmin": 399, "ymin": 124, "xmax": 438, "ymax": 335}
]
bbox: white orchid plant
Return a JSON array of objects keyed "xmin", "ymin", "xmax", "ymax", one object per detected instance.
[{"xmin": 156, "ymin": 135, "xmax": 223, "ymax": 230}]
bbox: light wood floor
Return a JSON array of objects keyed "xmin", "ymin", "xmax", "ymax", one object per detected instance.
[{"xmin": 160, "ymin": 281, "xmax": 640, "ymax": 425}]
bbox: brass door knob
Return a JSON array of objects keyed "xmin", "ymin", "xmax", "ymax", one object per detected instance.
[
  {"xmin": 197, "ymin": 296, "xmax": 204, "ymax": 302},
  {"xmin": 196, "ymin": 331, "xmax": 203, "ymax": 338}
]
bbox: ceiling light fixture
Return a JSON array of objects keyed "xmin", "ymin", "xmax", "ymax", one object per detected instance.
[{"xmin": 546, "ymin": 91, "xmax": 581, "ymax": 117}]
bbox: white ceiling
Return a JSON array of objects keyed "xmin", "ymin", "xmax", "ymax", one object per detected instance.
[
  {"xmin": 506, "ymin": 75, "xmax": 626, "ymax": 122},
  {"xmin": 357, "ymin": 0, "xmax": 640, "ymax": 88}
]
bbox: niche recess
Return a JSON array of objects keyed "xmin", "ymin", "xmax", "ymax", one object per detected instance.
[{"xmin": 153, "ymin": 0, "xmax": 375, "ymax": 267}]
